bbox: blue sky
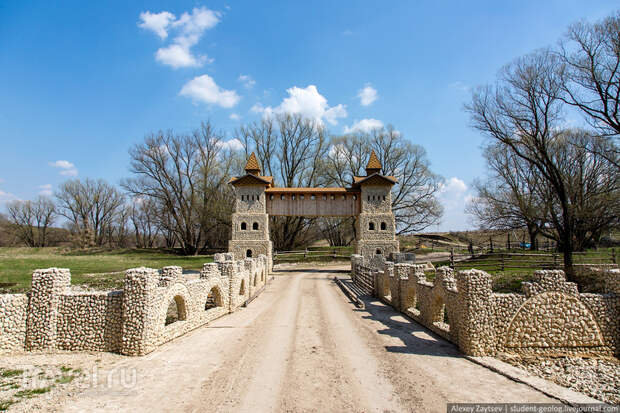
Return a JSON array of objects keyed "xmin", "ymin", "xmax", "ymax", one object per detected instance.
[{"xmin": 0, "ymin": 1, "xmax": 617, "ymax": 231}]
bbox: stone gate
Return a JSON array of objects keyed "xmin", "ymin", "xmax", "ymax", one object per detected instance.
[{"xmin": 228, "ymin": 151, "xmax": 400, "ymax": 264}]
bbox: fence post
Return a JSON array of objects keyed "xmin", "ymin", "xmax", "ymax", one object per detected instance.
[
  {"xmin": 501, "ymin": 254, "xmax": 505, "ymax": 272},
  {"xmin": 553, "ymin": 253, "xmax": 559, "ymax": 269},
  {"xmin": 450, "ymin": 248, "xmax": 455, "ymax": 269}
]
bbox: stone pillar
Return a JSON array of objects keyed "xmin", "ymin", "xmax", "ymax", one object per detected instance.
[
  {"xmin": 120, "ymin": 267, "xmax": 160, "ymax": 356},
  {"xmin": 218, "ymin": 261, "xmax": 235, "ymax": 312},
  {"xmin": 25, "ymin": 268, "xmax": 70, "ymax": 351},
  {"xmin": 455, "ymin": 269, "xmax": 494, "ymax": 356}
]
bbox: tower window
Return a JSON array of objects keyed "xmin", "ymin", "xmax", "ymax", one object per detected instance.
[
  {"xmin": 369, "ymin": 222, "xmax": 375, "ymax": 230},
  {"xmin": 380, "ymin": 222, "xmax": 387, "ymax": 230},
  {"xmin": 253, "ymin": 222, "xmax": 259, "ymax": 230},
  {"xmin": 246, "ymin": 249, "xmax": 252, "ymax": 258},
  {"xmin": 376, "ymin": 249, "xmax": 382, "ymax": 255},
  {"xmin": 241, "ymin": 222, "xmax": 247, "ymax": 230}
]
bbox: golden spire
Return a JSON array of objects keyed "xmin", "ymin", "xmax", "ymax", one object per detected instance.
[
  {"xmin": 365, "ymin": 150, "xmax": 382, "ymax": 175},
  {"xmin": 244, "ymin": 152, "xmax": 261, "ymax": 175}
]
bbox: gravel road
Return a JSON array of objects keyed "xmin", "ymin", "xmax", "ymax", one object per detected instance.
[{"xmin": 60, "ymin": 265, "xmax": 554, "ymax": 412}]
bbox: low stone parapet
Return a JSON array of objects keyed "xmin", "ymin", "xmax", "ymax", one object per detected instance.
[
  {"xmin": 0, "ymin": 254, "xmax": 271, "ymax": 356},
  {"xmin": 350, "ymin": 254, "xmax": 619, "ymax": 357}
]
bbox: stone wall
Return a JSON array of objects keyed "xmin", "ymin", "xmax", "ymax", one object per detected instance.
[
  {"xmin": 0, "ymin": 254, "xmax": 270, "ymax": 356},
  {"xmin": 351, "ymin": 255, "xmax": 620, "ymax": 357}
]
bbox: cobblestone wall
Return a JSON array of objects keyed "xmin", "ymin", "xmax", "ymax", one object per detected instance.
[
  {"xmin": 351, "ymin": 255, "xmax": 620, "ymax": 357},
  {"xmin": 0, "ymin": 255, "xmax": 270, "ymax": 356}
]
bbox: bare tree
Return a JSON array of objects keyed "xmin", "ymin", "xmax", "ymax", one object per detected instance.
[
  {"xmin": 55, "ymin": 178, "xmax": 125, "ymax": 247},
  {"xmin": 466, "ymin": 50, "xmax": 619, "ymax": 275},
  {"xmin": 130, "ymin": 198, "xmax": 161, "ymax": 248},
  {"xmin": 123, "ymin": 122, "xmax": 239, "ymax": 255},
  {"xmin": 239, "ymin": 114, "xmax": 329, "ymax": 250},
  {"xmin": 6, "ymin": 196, "xmax": 56, "ymax": 247},
  {"xmin": 323, "ymin": 126, "xmax": 443, "ymax": 235},
  {"xmin": 559, "ymin": 12, "xmax": 620, "ymax": 138}
]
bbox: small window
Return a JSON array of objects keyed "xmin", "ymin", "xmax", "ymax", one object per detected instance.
[
  {"xmin": 253, "ymin": 222, "xmax": 259, "ymax": 230},
  {"xmin": 300, "ymin": 195, "xmax": 304, "ymax": 200},
  {"xmin": 376, "ymin": 249, "xmax": 382, "ymax": 255},
  {"xmin": 368, "ymin": 195, "xmax": 371, "ymax": 201},
  {"xmin": 322, "ymin": 195, "xmax": 327, "ymax": 200},
  {"xmin": 353, "ymin": 195, "xmax": 357, "ymax": 200},
  {"xmin": 292, "ymin": 195, "xmax": 296, "ymax": 200},
  {"xmin": 380, "ymin": 222, "xmax": 387, "ymax": 230},
  {"xmin": 330, "ymin": 195, "xmax": 335, "ymax": 200},
  {"xmin": 342, "ymin": 195, "xmax": 346, "ymax": 200},
  {"xmin": 241, "ymin": 195, "xmax": 244, "ymax": 201},
  {"xmin": 246, "ymin": 249, "xmax": 252, "ymax": 258},
  {"xmin": 241, "ymin": 222, "xmax": 247, "ymax": 230},
  {"xmin": 311, "ymin": 194, "xmax": 316, "ymax": 200},
  {"xmin": 383, "ymin": 195, "xmax": 386, "ymax": 201},
  {"xmin": 281, "ymin": 195, "xmax": 285, "ymax": 200},
  {"xmin": 369, "ymin": 222, "xmax": 375, "ymax": 230},
  {"xmin": 270, "ymin": 195, "xmax": 274, "ymax": 200}
]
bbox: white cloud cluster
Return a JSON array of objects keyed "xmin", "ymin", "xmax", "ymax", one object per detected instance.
[
  {"xmin": 216, "ymin": 138, "xmax": 244, "ymax": 151},
  {"xmin": 238, "ymin": 74, "xmax": 255, "ymax": 89},
  {"xmin": 229, "ymin": 113, "xmax": 241, "ymax": 121},
  {"xmin": 49, "ymin": 160, "xmax": 78, "ymax": 177},
  {"xmin": 139, "ymin": 7, "xmax": 220, "ymax": 68},
  {"xmin": 433, "ymin": 177, "xmax": 474, "ymax": 231},
  {"xmin": 180, "ymin": 75, "xmax": 240, "ymax": 108},
  {"xmin": 38, "ymin": 184, "xmax": 53, "ymax": 196},
  {"xmin": 343, "ymin": 118, "xmax": 384, "ymax": 133},
  {"xmin": 357, "ymin": 84, "xmax": 378, "ymax": 106},
  {"xmin": 252, "ymin": 85, "xmax": 347, "ymax": 126}
]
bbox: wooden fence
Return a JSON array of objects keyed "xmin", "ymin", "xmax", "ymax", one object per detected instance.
[{"xmin": 447, "ymin": 249, "xmax": 617, "ymax": 272}]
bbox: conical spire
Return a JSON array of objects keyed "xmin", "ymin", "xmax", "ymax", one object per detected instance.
[
  {"xmin": 244, "ymin": 152, "xmax": 261, "ymax": 175},
  {"xmin": 365, "ymin": 150, "xmax": 382, "ymax": 175}
]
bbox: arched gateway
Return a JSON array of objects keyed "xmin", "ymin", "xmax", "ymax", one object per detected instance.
[{"xmin": 228, "ymin": 151, "xmax": 399, "ymax": 266}]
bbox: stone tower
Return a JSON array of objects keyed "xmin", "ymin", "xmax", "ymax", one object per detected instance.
[
  {"xmin": 228, "ymin": 153, "xmax": 273, "ymax": 268},
  {"xmin": 353, "ymin": 150, "xmax": 399, "ymax": 260}
]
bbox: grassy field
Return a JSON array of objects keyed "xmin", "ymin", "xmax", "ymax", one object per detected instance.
[{"xmin": 0, "ymin": 248, "xmax": 213, "ymax": 293}]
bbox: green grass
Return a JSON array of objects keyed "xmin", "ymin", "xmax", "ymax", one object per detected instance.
[
  {"xmin": 0, "ymin": 247, "xmax": 213, "ymax": 293},
  {"xmin": 55, "ymin": 375, "xmax": 75, "ymax": 384},
  {"xmin": 0, "ymin": 369, "xmax": 23, "ymax": 379},
  {"xmin": 14, "ymin": 386, "xmax": 52, "ymax": 399}
]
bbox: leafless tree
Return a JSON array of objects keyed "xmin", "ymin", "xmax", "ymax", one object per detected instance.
[
  {"xmin": 55, "ymin": 178, "xmax": 125, "ymax": 247},
  {"xmin": 123, "ymin": 122, "xmax": 239, "ymax": 255},
  {"xmin": 466, "ymin": 49, "xmax": 619, "ymax": 276},
  {"xmin": 323, "ymin": 126, "xmax": 443, "ymax": 235},
  {"xmin": 239, "ymin": 114, "xmax": 329, "ymax": 250},
  {"xmin": 559, "ymin": 12, "xmax": 620, "ymax": 138},
  {"xmin": 466, "ymin": 144, "xmax": 548, "ymax": 250},
  {"xmin": 129, "ymin": 198, "xmax": 161, "ymax": 248},
  {"xmin": 6, "ymin": 196, "xmax": 56, "ymax": 247}
]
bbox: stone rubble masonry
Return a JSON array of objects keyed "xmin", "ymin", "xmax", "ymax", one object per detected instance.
[
  {"xmin": 351, "ymin": 255, "xmax": 620, "ymax": 357},
  {"xmin": 0, "ymin": 255, "xmax": 270, "ymax": 356}
]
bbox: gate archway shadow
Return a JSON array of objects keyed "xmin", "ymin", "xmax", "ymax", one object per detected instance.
[{"xmin": 340, "ymin": 279, "xmax": 463, "ymax": 358}]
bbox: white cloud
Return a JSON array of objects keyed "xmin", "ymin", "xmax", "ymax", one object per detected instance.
[
  {"xmin": 229, "ymin": 113, "xmax": 241, "ymax": 121},
  {"xmin": 49, "ymin": 160, "xmax": 78, "ymax": 177},
  {"xmin": 430, "ymin": 177, "xmax": 473, "ymax": 232},
  {"xmin": 156, "ymin": 44, "xmax": 206, "ymax": 68},
  {"xmin": 0, "ymin": 190, "xmax": 18, "ymax": 206},
  {"xmin": 180, "ymin": 75, "xmax": 240, "ymax": 108},
  {"xmin": 357, "ymin": 84, "xmax": 378, "ymax": 106},
  {"xmin": 216, "ymin": 138, "xmax": 244, "ymax": 151},
  {"xmin": 238, "ymin": 74, "xmax": 255, "ymax": 89},
  {"xmin": 440, "ymin": 177, "xmax": 467, "ymax": 195},
  {"xmin": 253, "ymin": 85, "xmax": 347, "ymax": 126},
  {"xmin": 139, "ymin": 7, "xmax": 220, "ymax": 69},
  {"xmin": 38, "ymin": 184, "xmax": 53, "ymax": 196},
  {"xmin": 449, "ymin": 81, "xmax": 470, "ymax": 93},
  {"xmin": 138, "ymin": 11, "xmax": 175, "ymax": 39},
  {"xmin": 343, "ymin": 118, "xmax": 384, "ymax": 133}
]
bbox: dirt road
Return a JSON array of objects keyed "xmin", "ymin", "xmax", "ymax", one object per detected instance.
[{"xmin": 62, "ymin": 265, "xmax": 553, "ymax": 412}]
